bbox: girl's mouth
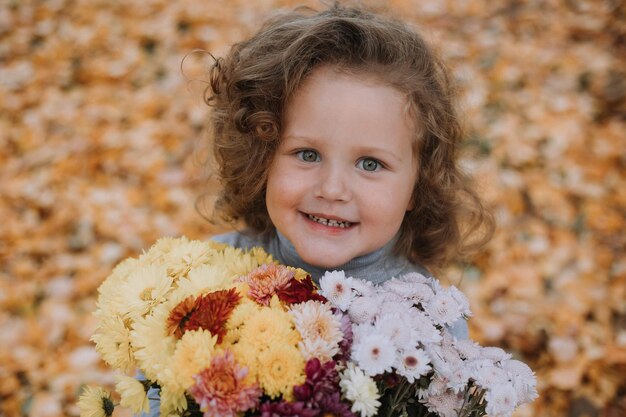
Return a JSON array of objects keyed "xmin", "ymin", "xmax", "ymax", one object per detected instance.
[{"xmin": 306, "ymin": 213, "xmax": 353, "ymax": 228}]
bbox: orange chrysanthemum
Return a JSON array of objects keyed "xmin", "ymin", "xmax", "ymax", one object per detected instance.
[
  {"xmin": 190, "ymin": 350, "xmax": 261, "ymax": 417},
  {"xmin": 240, "ymin": 264, "xmax": 295, "ymax": 306},
  {"xmin": 167, "ymin": 288, "xmax": 241, "ymax": 343}
]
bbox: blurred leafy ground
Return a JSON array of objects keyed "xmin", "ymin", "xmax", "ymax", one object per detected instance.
[{"xmin": 1, "ymin": 0, "xmax": 625, "ymax": 416}]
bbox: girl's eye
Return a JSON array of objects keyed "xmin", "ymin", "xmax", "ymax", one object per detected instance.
[
  {"xmin": 358, "ymin": 158, "xmax": 381, "ymax": 172},
  {"xmin": 296, "ymin": 150, "xmax": 320, "ymax": 162}
]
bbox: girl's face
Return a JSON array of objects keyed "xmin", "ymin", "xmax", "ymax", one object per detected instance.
[{"xmin": 266, "ymin": 66, "xmax": 417, "ymax": 269}]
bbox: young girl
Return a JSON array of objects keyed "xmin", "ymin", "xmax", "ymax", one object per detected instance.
[
  {"xmin": 143, "ymin": 3, "xmax": 493, "ymax": 416},
  {"xmin": 205, "ymin": 5, "xmax": 492, "ymax": 289}
]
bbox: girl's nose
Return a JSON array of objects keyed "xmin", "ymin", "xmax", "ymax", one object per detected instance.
[{"xmin": 314, "ymin": 164, "xmax": 351, "ymax": 202}]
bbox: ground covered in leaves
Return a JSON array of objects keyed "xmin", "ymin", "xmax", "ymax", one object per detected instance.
[{"xmin": 1, "ymin": 0, "xmax": 624, "ymax": 416}]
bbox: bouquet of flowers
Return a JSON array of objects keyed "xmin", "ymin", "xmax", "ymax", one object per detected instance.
[{"xmin": 78, "ymin": 237, "xmax": 537, "ymax": 417}]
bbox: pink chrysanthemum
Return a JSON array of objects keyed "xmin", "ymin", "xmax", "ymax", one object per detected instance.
[
  {"xmin": 241, "ymin": 264, "xmax": 295, "ymax": 306},
  {"xmin": 424, "ymin": 391, "xmax": 464, "ymax": 417},
  {"xmin": 190, "ymin": 351, "xmax": 261, "ymax": 417}
]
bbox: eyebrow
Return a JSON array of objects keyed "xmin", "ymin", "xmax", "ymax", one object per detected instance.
[{"xmin": 283, "ymin": 134, "xmax": 403, "ymax": 163}]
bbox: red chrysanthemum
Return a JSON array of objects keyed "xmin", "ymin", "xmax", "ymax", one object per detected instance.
[
  {"xmin": 292, "ymin": 359, "xmax": 356, "ymax": 417},
  {"xmin": 276, "ymin": 276, "xmax": 326, "ymax": 305},
  {"xmin": 167, "ymin": 288, "xmax": 241, "ymax": 343},
  {"xmin": 257, "ymin": 400, "xmax": 318, "ymax": 417}
]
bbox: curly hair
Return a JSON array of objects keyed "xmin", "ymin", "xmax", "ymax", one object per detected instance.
[{"xmin": 202, "ymin": 3, "xmax": 494, "ymax": 270}]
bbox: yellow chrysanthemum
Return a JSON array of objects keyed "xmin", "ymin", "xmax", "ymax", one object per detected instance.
[
  {"xmin": 257, "ymin": 344, "xmax": 305, "ymax": 399},
  {"xmin": 115, "ymin": 374, "xmax": 150, "ymax": 414},
  {"xmin": 207, "ymin": 239, "xmax": 231, "ymax": 250},
  {"xmin": 130, "ymin": 301, "xmax": 177, "ymax": 382},
  {"xmin": 230, "ymin": 341, "xmax": 260, "ymax": 384},
  {"xmin": 249, "ymin": 247, "xmax": 275, "ymax": 266},
  {"xmin": 90, "ymin": 314, "xmax": 135, "ymax": 373},
  {"xmin": 289, "ymin": 267, "xmax": 311, "ymax": 282},
  {"xmin": 174, "ymin": 264, "xmax": 233, "ymax": 298},
  {"xmin": 119, "ymin": 264, "xmax": 173, "ymax": 321},
  {"xmin": 95, "ymin": 257, "xmax": 142, "ymax": 317},
  {"xmin": 209, "ymin": 247, "xmax": 276, "ymax": 278},
  {"xmin": 77, "ymin": 386, "xmax": 114, "ymax": 417},
  {"xmin": 226, "ymin": 297, "xmax": 260, "ymax": 331},
  {"xmin": 221, "ymin": 297, "xmax": 258, "ymax": 346},
  {"xmin": 269, "ymin": 294, "xmax": 288, "ymax": 312},
  {"xmin": 162, "ymin": 239, "xmax": 216, "ymax": 280},
  {"xmin": 166, "ymin": 329, "xmax": 217, "ymax": 392},
  {"xmin": 139, "ymin": 236, "xmax": 183, "ymax": 264},
  {"xmin": 160, "ymin": 384, "xmax": 188, "ymax": 416},
  {"xmin": 238, "ymin": 305, "xmax": 300, "ymax": 351}
]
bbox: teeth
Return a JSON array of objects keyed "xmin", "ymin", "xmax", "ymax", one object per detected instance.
[{"xmin": 307, "ymin": 214, "xmax": 351, "ymax": 228}]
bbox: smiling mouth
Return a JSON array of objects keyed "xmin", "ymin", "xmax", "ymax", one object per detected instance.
[{"xmin": 306, "ymin": 214, "xmax": 353, "ymax": 228}]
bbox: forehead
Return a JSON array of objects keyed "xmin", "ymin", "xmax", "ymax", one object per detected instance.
[
  {"xmin": 284, "ymin": 66, "xmax": 415, "ymax": 135},
  {"xmin": 282, "ymin": 66, "xmax": 417, "ymax": 158}
]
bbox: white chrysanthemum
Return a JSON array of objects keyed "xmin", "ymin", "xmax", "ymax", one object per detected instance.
[
  {"xmin": 485, "ymin": 384, "xmax": 518, "ymax": 417},
  {"xmin": 398, "ymin": 272, "xmax": 433, "ymax": 286},
  {"xmin": 454, "ymin": 339, "xmax": 482, "ymax": 360},
  {"xmin": 319, "ymin": 270, "xmax": 354, "ymax": 311},
  {"xmin": 375, "ymin": 313, "xmax": 412, "ymax": 349},
  {"xmin": 503, "ymin": 359, "xmax": 538, "ymax": 404},
  {"xmin": 378, "ymin": 297, "xmax": 415, "ymax": 318},
  {"xmin": 118, "ymin": 264, "xmax": 172, "ymax": 320},
  {"xmin": 424, "ymin": 289, "xmax": 462, "ymax": 326},
  {"xmin": 90, "ymin": 314, "xmax": 135, "ymax": 373},
  {"xmin": 351, "ymin": 323, "xmax": 374, "ymax": 345},
  {"xmin": 379, "ymin": 290, "xmax": 404, "ymax": 304},
  {"xmin": 467, "ymin": 358, "xmax": 494, "ymax": 373},
  {"xmin": 448, "ymin": 286, "xmax": 471, "ymax": 317},
  {"xmin": 382, "ymin": 278, "xmax": 435, "ymax": 304},
  {"xmin": 407, "ymin": 310, "xmax": 442, "ymax": 344},
  {"xmin": 339, "ymin": 363, "xmax": 381, "ymax": 417},
  {"xmin": 471, "ymin": 360, "xmax": 510, "ymax": 390},
  {"xmin": 481, "ymin": 346, "xmax": 512, "ymax": 363},
  {"xmin": 348, "ymin": 296, "xmax": 379, "ymax": 324},
  {"xmin": 115, "ymin": 374, "xmax": 150, "ymax": 414},
  {"xmin": 438, "ymin": 335, "xmax": 463, "ymax": 366},
  {"xmin": 424, "ymin": 344, "xmax": 454, "ymax": 378},
  {"xmin": 424, "ymin": 391, "xmax": 464, "ymax": 417},
  {"xmin": 395, "ymin": 347, "xmax": 431, "ymax": 383},
  {"xmin": 290, "ymin": 300, "xmax": 343, "ymax": 361},
  {"xmin": 426, "ymin": 374, "xmax": 449, "ymax": 397},
  {"xmin": 350, "ymin": 278, "xmax": 376, "ymax": 297},
  {"xmin": 352, "ymin": 333, "xmax": 396, "ymax": 376},
  {"xmin": 445, "ymin": 364, "xmax": 471, "ymax": 394}
]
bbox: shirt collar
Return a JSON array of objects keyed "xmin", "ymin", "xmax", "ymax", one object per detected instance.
[{"xmin": 273, "ymin": 229, "xmax": 400, "ymax": 282}]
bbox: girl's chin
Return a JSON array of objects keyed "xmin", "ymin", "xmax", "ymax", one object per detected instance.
[{"xmin": 297, "ymin": 247, "xmax": 355, "ymax": 269}]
